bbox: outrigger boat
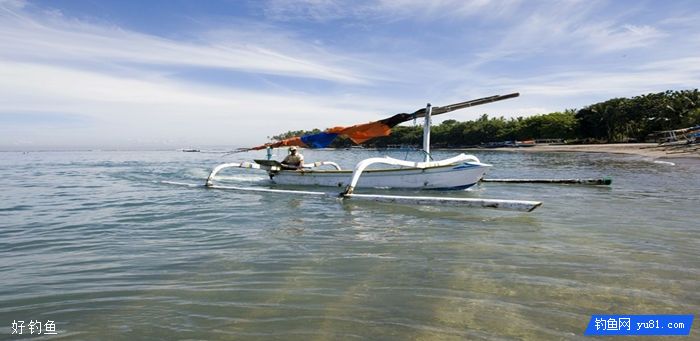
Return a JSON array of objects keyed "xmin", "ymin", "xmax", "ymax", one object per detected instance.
[{"xmin": 202, "ymin": 93, "xmax": 544, "ymax": 212}]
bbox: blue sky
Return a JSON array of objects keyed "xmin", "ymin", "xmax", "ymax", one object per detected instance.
[{"xmin": 1, "ymin": 0, "xmax": 699, "ymax": 149}]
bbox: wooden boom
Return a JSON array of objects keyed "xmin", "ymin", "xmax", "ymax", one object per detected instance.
[{"xmin": 412, "ymin": 93, "xmax": 520, "ymax": 118}]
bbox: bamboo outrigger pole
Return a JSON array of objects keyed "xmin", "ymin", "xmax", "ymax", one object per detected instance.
[
  {"xmin": 163, "ymin": 181, "xmax": 542, "ymax": 212},
  {"xmin": 482, "ymin": 178, "xmax": 612, "ymax": 185}
]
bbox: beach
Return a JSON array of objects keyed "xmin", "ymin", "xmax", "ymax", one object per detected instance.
[{"xmin": 495, "ymin": 143, "xmax": 700, "ymax": 160}]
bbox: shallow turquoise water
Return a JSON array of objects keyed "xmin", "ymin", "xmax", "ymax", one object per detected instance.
[{"xmin": 1, "ymin": 149, "xmax": 698, "ymax": 340}]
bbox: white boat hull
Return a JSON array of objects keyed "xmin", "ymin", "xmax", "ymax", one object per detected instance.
[{"xmin": 270, "ymin": 161, "xmax": 490, "ymax": 189}]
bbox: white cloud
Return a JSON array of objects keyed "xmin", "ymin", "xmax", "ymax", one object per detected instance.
[
  {"xmin": 263, "ymin": 0, "xmax": 523, "ymax": 22},
  {"xmin": 376, "ymin": 0, "xmax": 523, "ymax": 19},
  {"xmin": 450, "ymin": 57, "xmax": 700, "ymax": 118},
  {"xmin": 460, "ymin": 1, "xmax": 667, "ymax": 69},
  {"xmin": 0, "ymin": 1, "xmax": 399, "ymax": 148},
  {"xmin": 0, "ymin": 60, "xmax": 406, "ymax": 148},
  {"xmin": 0, "ymin": 2, "xmax": 368, "ymax": 84}
]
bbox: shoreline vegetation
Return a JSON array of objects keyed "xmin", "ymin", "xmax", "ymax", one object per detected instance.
[{"xmin": 271, "ymin": 89, "xmax": 700, "ymax": 159}]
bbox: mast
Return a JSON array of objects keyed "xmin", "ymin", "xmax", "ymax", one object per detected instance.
[{"xmin": 423, "ymin": 103, "xmax": 432, "ymax": 162}]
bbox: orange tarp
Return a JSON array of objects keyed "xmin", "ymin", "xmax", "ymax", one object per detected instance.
[
  {"xmin": 328, "ymin": 121, "xmax": 392, "ymax": 144},
  {"xmin": 250, "ymin": 136, "xmax": 305, "ymax": 150}
]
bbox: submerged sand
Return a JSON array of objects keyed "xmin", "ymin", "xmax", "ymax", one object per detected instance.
[{"xmin": 438, "ymin": 143, "xmax": 699, "ymax": 160}]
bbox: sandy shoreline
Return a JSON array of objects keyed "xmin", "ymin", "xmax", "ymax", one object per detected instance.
[{"xmin": 444, "ymin": 143, "xmax": 700, "ymax": 160}]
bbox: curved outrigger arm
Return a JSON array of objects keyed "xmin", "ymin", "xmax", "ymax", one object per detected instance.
[
  {"xmin": 340, "ymin": 153, "xmax": 484, "ymax": 196},
  {"xmin": 306, "ymin": 161, "xmax": 342, "ymax": 171},
  {"xmin": 206, "ymin": 162, "xmax": 261, "ymax": 187},
  {"xmin": 206, "ymin": 160, "xmax": 342, "ymax": 187}
]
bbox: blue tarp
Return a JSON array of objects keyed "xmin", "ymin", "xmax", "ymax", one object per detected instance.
[{"xmin": 300, "ymin": 132, "xmax": 339, "ymax": 148}]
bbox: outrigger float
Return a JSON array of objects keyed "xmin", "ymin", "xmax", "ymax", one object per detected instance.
[{"xmin": 199, "ymin": 93, "xmax": 545, "ymax": 212}]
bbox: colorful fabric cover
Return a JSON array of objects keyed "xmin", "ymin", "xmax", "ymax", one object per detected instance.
[{"xmin": 246, "ymin": 113, "xmax": 414, "ymax": 151}]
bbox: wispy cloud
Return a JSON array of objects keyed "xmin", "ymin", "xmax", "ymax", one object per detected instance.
[
  {"xmin": 0, "ymin": 2, "xmax": 368, "ymax": 84},
  {"xmin": 0, "ymin": 58, "xmax": 404, "ymax": 147},
  {"xmin": 262, "ymin": 0, "xmax": 523, "ymax": 22},
  {"xmin": 375, "ymin": 0, "xmax": 523, "ymax": 20},
  {"xmin": 0, "ymin": 1, "xmax": 396, "ymax": 148},
  {"xmin": 573, "ymin": 23, "xmax": 666, "ymax": 53},
  {"xmin": 458, "ymin": 1, "xmax": 667, "ymax": 69}
]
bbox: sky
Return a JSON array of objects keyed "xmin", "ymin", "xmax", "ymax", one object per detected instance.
[{"xmin": 1, "ymin": 0, "xmax": 699, "ymax": 150}]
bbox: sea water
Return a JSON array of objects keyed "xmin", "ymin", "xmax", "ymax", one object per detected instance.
[{"xmin": 1, "ymin": 149, "xmax": 698, "ymax": 340}]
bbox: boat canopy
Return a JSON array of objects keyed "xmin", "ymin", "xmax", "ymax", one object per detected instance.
[
  {"xmin": 238, "ymin": 93, "xmax": 519, "ymax": 152},
  {"xmin": 241, "ymin": 113, "xmax": 413, "ymax": 151}
]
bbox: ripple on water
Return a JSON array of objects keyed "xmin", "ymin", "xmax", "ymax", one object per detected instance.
[{"xmin": 0, "ymin": 150, "xmax": 698, "ymax": 339}]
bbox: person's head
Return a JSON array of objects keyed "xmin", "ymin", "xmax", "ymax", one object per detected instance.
[{"xmin": 289, "ymin": 146, "xmax": 298, "ymax": 154}]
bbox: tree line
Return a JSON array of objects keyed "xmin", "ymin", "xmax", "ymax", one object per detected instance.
[{"xmin": 271, "ymin": 89, "xmax": 700, "ymax": 147}]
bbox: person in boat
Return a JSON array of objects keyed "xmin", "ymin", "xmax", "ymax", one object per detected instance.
[{"xmin": 281, "ymin": 146, "xmax": 304, "ymax": 170}]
